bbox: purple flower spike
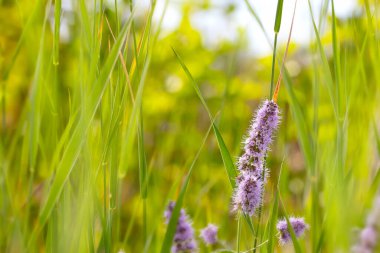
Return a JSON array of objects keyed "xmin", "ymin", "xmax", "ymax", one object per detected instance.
[
  {"xmin": 164, "ymin": 201, "xmax": 197, "ymax": 253},
  {"xmin": 232, "ymin": 100, "xmax": 280, "ymax": 216},
  {"xmin": 238, "ymin": 100, "xmax": 280, "ymax": 178},
  {"xmin": 200, "ymin": 224, "xmax": 218, "ymax": 245},
  {"xmin": 276, "ymin": 217, "xmax": 309, "ymax": 245}
]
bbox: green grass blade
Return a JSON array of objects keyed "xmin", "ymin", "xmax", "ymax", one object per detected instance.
[
  {"xmin": 282, "ymin": 70, "xmax": 314, "ymax": 169},
  {"xmin": 331, "ymin": 0, "xmax": 341, "ymax": 115},
  {"xmin": 53, "ymin": 0, "xmax": 61, "ymax": 65},
  {"xmin": 243, "ymin": 0, "xmax": 271, "ymax": 45},
  {"xmin": 138, "ymin": 107, "xmax": 148, "ymax": 198},
  {"xmin": 171, "ymin": 47, "xmax": 237, "ymax": 188},
  {"xmin": 307, "ymin": 0, "xmax": 337, "ymax": 117},
  {"xmin": 266, "ymin": 191, "xmax": 279, "ymax": 253},
  {"xmin": 284, "ymin": 214, "xmax": 303, "ymax": 253},
  {"xmin": 374, "ymin": 122, "xmax": 380, "ymax": 156},
  {"xmin": 274, "ymin": 0, "xmax": 284, "ymax": 33},
  {"xmin": 237, "ymin": 213, "xmax": 241, "ymax": 253},
  {"xmin": 212, "ymin": 125, "xmax": 237, "ymax": 188}
]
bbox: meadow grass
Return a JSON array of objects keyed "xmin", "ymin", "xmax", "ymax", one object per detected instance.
[{"xmin": 1, "ymin": 0, "xmax": 380, "ymax": 252}]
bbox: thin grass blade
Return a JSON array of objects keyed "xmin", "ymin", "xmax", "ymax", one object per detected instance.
[{"xmin": 160, "ymin": 121, "xmax": 213, "ymax": 253}]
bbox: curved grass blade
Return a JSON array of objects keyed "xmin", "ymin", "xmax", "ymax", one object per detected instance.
[
  {"xmin": 243, "ymin": 0, "xmax": 271, "ymax": 46},
  {"xmin": 171, "ymin": 47, "xmax": 237, "ymax": 188},
  {"xmin": 212, "ymin": 124, "xmax": 237, "ymax": 188}
]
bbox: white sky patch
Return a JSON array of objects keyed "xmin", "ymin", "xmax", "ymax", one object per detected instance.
[{"xmin": 154, "ymin": 0, "xmax": 359, "ymax": 56}]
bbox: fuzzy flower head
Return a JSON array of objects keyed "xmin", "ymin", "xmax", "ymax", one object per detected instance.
[
  {"xmin": 232, "ymin": 172, "xmax": 263, "ymax": 216},
  {"xmin": 276, "ymin": 217, "xmax": 309, "ymax": 245},
  {"xmin": 200, "ymin": 224, "xmax": 218, "ymax": 245},
  {"xmin": 164, "ymin": 201, "xmax": 197, "ymax": 253},
  {"xmin": 231, "ymin": 100, "xmax": 280, "ymax": 216}
]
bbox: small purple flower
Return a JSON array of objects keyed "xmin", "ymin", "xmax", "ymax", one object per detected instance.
[
  {"xmin": 200, "ymin": 224, "xmax": 218, "ymax": 245},
  {"xmin": 276, "ymin": 217, "xmax": 309, "ymax": 244},
  {"xmin": 232, "ymin": 100, "xmax": 280, "ymax": 216},
  {"xmin": 164, "ymin": 201, "xmax": 197, "ymax": 253},
  {"xmin": 232, "ymin": 172, "xmax": 263, "ymax": 216}
]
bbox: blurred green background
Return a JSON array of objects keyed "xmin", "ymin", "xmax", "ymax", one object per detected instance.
[{"xmin": 1, "ymin": 0, "xmax": 380, "ymax": 252}]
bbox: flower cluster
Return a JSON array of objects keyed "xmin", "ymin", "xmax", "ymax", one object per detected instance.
[
  {"xmin": 232, "ymin": 100, "xmax": 280, "ymax": 215},
  {"xmin": 352, "ymin": 196, "xmax": 380, "ymax": 253},
  {"xmin": 276, "ymin": 217, "xmax": 309, "ymax": 244},
  {"xmin": 164, "ymin": 201, "xmax": 197, "ymax": 253}
]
